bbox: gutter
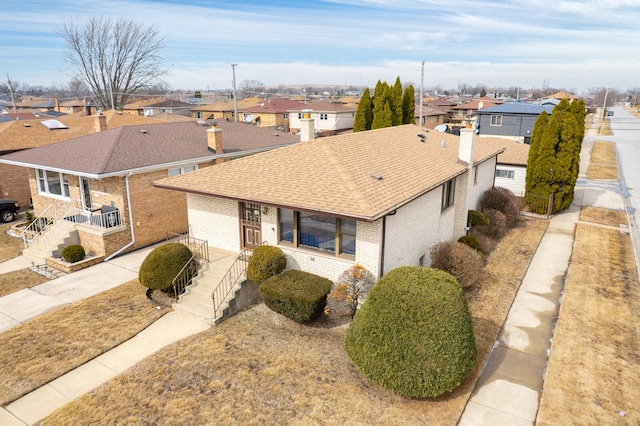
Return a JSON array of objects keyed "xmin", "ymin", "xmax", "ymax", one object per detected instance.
[{"xmin": 104, "ymin": 171, "xmax": 135, "ymax": 261}]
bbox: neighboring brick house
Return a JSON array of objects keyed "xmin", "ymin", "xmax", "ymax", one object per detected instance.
[
  {"xmin": 414, "ymin": 104, "xmax": 449, "ymax": 128},
  {"xmin": 240, "ymin": 97, "xmax": 308, "ymax": 132},
  {"xmin": 288, "ymin": 100, "xmax": 356, "ymax": 136},
  {"xmin": 0, "ymin": 120, "xmax": 300, "ymax": 261},
  {"xmin": 154, "ymin": 121, "xmax": 504, "ymax": 283},
  {"xmin": 451, "ymin": 98, "xmax": 501, "ymax": 126},
  {"xmin": 0, "ymin": 111, "xmax": 170, "ymax": 208},
  {"xmin": 476, "ymin": 102, "xmax": 555, "ymax": 143},
  {"xmin": 191, "ymin": 98, "xmax": 263, "ymax": 121}
]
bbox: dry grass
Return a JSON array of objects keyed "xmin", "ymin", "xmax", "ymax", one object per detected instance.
[
  {"xmin": 580, "ymin": 206, "xmax": 627, "ymax": 227},
  {"xmin": 43, "ymin": 218, "xmax": 548, "ymax": 426},
  {"xmin": 0, "ymin": 269, "xmax": 49, "ymax": 297},
  {"xmin": 0, "ymin": 223, "xmax": 24, "ymax": 263},
  {"xmin": 0, "ymin": 280, "xmax": 169, "ymax": 406},
  {"xmin": 597, "ymin": 118, "xmax": 613, "ymax": 136},
  {"xmin": 537, "ymin": 224, "xmax": 640, "ymax": 425},
  {"xmin": 587, "ymin": 141, "xmax": 619, "ymax": 180}
]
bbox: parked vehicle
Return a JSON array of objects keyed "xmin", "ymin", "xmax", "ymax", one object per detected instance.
[{"xmin": 0, "ymin": 199, "xmax": 20, "ymax": 223}]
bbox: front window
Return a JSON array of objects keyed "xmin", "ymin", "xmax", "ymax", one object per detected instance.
[
  {"xmin": 36, "ymin": 169, "xmax": 70, "ymax": 198},
  {"xmin": 278, "ymin": 209, "xmax": 356, "ymax": 257},
  {"xmin": 490, "ymin": 115, "xmax": 503, "ymax": 126}
]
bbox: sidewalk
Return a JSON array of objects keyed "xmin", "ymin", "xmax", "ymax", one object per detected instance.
[{"xmin": 0, "ymin": 244, "xmax": 213, "ymax": 425}]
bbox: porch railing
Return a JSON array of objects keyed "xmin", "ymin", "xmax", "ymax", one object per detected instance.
[
  {"xmin": 168, "ymin": 234, "xmax": 209, "ymax": 300},
  {"xmin": 211, "ymin": 241, "xmax": 266, "ymax": 318},
  {"xmin": 22, "ymin": 202, "xmax": 73, "ymax": 248}
]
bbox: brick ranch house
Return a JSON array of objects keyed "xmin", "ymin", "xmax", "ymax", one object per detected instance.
[
  {"xmin": 154, "ymin": 120, "xmax": 505, "ymax": 282},
  {"xmin": 0, "ymin": 120, "xmax": 300, "ymax": 262}
]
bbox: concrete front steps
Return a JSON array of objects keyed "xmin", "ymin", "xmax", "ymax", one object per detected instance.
[{"xmin": 172, "ymin": 248, "xmax": 260, "ymax": 325}]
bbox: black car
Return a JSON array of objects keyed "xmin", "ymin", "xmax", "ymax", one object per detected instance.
[{"xmin": 0, "ymin": 199, "xmax": 20, "ymax": 223}]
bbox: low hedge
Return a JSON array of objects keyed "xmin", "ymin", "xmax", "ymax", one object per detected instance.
[
  {"xmin": 259, "ymin": 270, "xmax": 333, "ymax": 322},
  {"xmin": 344, "ymin": 266, "xmax": 477, "ymax": 398},
  {"xmin": 247, "ymin": 245, "xmax": 287, "ymax": 284}
]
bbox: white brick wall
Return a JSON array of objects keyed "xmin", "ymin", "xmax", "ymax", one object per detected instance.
[
  {"xmin": 187, "ymin": 194, "xmax": 240, "ymax": 252},
  {"xmin": 384, "ymin": 188, "xmax": 452, "ymax": 271},
  {"xmin": 468, "ymin": 158, "xmax": 498, "ymax": 211},
  {"xmin": 495, "ymin": 164, "xmax": 526, "ymax": 193}
]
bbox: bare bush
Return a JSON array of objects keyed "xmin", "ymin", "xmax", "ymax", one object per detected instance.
[
  {"xmin": 480, "ymin": 187, "xmax": 519, "ymax": 228},
  {"xmin": 429, "ymin": 241, "xmax": 484, "ymax": 289},
  {"xmin": 480, "ymin": 209, "xmax": 508, "ymax": 240}
]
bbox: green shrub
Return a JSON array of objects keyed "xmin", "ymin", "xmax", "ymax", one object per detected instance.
[
  {"xmin": 61, "ymin": 244, "xmax": 85, "ymax": 263},
  {"xmin": 139, "ymin": 243, "xmax": 194, "ymax": 292},
  {"xmin": 458, "ymin": 235, "xmax": 480, "ymax": 251},
  {"xmin": 344, "ymin": 266, "xmax": 477, "ymax": 398},
  {"xmin": 259, "ymin": 270, "xmax": 333, "ymax": 322},
  {"xmin": 467, "ymin": 210, "xmax": 489, "ymax": 227},
  {"xmin": 480, "ymin": 187, "xmax": 519, "ymax": 228},
  {"xmin": 430, "ymin": 241, "xmax": 484, "ymax": 288},
  {"xmin": 246, "ymin": 245, "xmax": 287, "ymax": 283}
]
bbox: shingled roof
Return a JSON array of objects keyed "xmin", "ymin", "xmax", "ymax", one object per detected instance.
[
  {"xmin": 154, "ymin": 124, "xmax": 504, "ymax": 221},
  {"xmin": 0, "ymin": 120, "xmax": 299, "ymax": 177}
]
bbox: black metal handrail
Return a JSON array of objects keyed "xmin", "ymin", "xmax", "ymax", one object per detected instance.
[{"xmin": 169, "ymin": 236, "xmax": 209, "ymax": 300}]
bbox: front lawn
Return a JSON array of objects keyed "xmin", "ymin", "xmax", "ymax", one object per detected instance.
[
  {"xmin": 0, "ymin": 223, "xmax": 24, "ymax": 263},
  {"xmin": 43, "ymin": 217, "xmax": 548, "ymax": 425}
]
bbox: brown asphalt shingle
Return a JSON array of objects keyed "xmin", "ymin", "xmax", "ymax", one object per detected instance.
[{"xmin": 154, "ymin": 124, "xmax": 505, "ymax": 221}]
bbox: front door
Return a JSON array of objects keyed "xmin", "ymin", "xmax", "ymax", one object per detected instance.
[
  {"xmin": 79, "ymin": 177, "xmax": 92, "ymax": 210},
  {"xmin": 241, "ymin": 202, "xmax": 261, "ymax": 249}
]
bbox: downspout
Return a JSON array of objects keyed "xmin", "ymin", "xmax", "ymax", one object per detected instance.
[
  {"xmin": 379, "ymin": 215, "xmax": 386, "ymax": 278},
  {"xmin": 104, "ymin": 172, "xmax": 135, "ymax": 261}
]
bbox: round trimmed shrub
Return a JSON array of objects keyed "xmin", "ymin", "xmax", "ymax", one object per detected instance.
[
  {"xmin": 259, "ymin": 270, "xmax": 333, "ymax": 322},
  {"xmin": 481, "ymin": 208, "xmax": 508, "ymax": 240},
  {"xmin": 139, "ymin": 243, "xmax": 194, "ymax": 291},
  {"xmin": 430, "ymin": 241, "xmax": 484, "ymax": 288},
  {"xmin": 344, "ymin": 266, "xmax": 477, "ymax": 398},
  {"xmin": 458, "ymin": 235, "xmax": 480, "ymax": 251},
  {"xmin": 467, "ymin": 210, "xmax": 489, "ymax": 227},
  {"xmin": 61, "ymin": 244, "xmax": 85, "ymax": 263},
  {"xmin": 247, "ymin": 245, "xmax": 287, "ymax": 284}
]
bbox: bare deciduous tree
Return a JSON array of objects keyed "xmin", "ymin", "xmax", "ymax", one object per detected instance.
[
  {"xmin": 239, "ymin": 79, "xmax": 265, "ymax": 96},
  {"xmin": 60, "ymin": 17, "xmax": 168, "ymax": 110}
]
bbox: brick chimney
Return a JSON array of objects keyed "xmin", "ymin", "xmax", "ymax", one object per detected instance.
[
  {"xmin": 95, "ymin": 113, "xmax": 107, "ymax": 132},
  {"xmin": 54, "ymin": 98, "xmax": 60, "ymax": 112},
  {"xmin": 458, "ymin": 127, "xmax": 475, "ymax": 168},
  {"xmin": 207, "ymin": 122, "xmax": 223, "ymax": 154},
  {"xmin": 299, "ymin": 109, "xmax": 315, "ymax": 142}
]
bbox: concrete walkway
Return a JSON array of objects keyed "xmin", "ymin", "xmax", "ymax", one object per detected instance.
[{"xmin": 0, "ymin": 243, "xmax": 214, "ymax": 425}]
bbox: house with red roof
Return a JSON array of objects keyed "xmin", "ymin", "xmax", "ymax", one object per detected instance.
[{"xmin": 240, "ymin": 97, "xmax": 308, "ymax": 132}]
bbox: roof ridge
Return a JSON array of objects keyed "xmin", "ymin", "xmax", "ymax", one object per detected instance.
[
  {"xmin": 98, "ymin": 126, "xmax": 127, "ymax": 173},
  {"xmin": 318, "ymin": 139, "xmax": 370, "ymax": 213}
]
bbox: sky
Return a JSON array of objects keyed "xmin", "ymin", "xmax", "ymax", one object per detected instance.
[{"xmin": 1, "ymin": 0, "xmax": 639, "ymax": 94}]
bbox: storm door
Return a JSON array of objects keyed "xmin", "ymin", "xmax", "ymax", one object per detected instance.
[{"xmin": 241, "ymin": 202, "xmax": 262, "ymax": 249}]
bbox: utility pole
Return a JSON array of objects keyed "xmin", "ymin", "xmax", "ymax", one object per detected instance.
[
  {"xmin": 231, "ymin": 63, "xmax": 238, "ymax": 122},
  {"xmin": 7, "ymin": 74, "xmax": 17, "ymax": 113},
  {"xmin": 419, "ymin": 60, "xmax": 424, "ymax": 127},
  {"xmin": 598, "ymin": 89, "xmax": 609, "ymax": 135}
]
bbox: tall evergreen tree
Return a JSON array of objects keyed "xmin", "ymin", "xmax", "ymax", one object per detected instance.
[
  {"xmin": 402, "ymin": 85, "xmax": 415, "ymax": 124},
  {"xmin": 353, "ymin": 87, "xmax": 373, "ymax": 132},
  {"xmin": 371, "ymin": 89, "xmax": 393, "ymax": 129},
  {"xmin": 391, "ymin": 77, "xmax": 403, "ymax": 126}
]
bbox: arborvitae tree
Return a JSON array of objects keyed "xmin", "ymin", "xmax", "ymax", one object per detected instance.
[
  {"xmin": 526, "ymin": 111, "xmax": 552, "ymax": 198},
  {"xmin": 570, "ymin": 98, "xmax": 587, "ymax": 144},
  {"xmin": 353, "ymin": 87, "xmax": 372, "ymax": 132},
  {"xmin": 480, "ymin": 88, "xmax": 487, "ymax": 97},
  {"xmin": 372, "ymin": 96, "xmax": 393, "ymax": 129},
  {"xmin": 391, "ymin": 77, "xmax": 403, "ymax": 126},
  {"xmin": 402, "ymin": 85, "xmax": 415, "ymax": 124},
  {"xmin": 373, "ymin": 80, "xmax": 386, "ymax": 101}
]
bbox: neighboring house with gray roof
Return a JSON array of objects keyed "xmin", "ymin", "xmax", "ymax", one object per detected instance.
[
  {"xmin": 154, "ymin": 120, "xmax": 505, "ymax": 287},
  {"xmin": 0, "ymin": 121, "xmax": 300, "ymax": 262},
  {"xmin": 143, "ymin": 99, "xmax": 195, "ymax": 117},
  {"xmin": 476, "ymin": 102, "xmax": 555, "ymax": 143}
]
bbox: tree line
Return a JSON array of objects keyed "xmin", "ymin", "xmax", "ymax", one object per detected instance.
[{"xmin": 353, "ymin": 77, "xmax": 415, "ymax": 132}]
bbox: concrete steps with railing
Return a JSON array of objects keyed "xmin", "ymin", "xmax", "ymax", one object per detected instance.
[
  {"xmin": 172, "ymin": 249, "xmax": 241, "ymax": 324},
  {"xmin": 22, "ymin": 226, "xmax": 79, "ymax": 264}
]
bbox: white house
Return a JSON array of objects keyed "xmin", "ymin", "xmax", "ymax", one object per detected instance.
[
  {"xmin": 288, "ymin": 101, "xmax": 356, "ymax": 136},
  {"xmin": 494, "ymin": 140, "xmax": 530, "ymax": 194},
  {"xmin": 154, "ymin": 121, "xmax": 504, "ymax": 283}
]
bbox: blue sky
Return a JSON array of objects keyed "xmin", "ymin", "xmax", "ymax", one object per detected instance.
[{"xmin": 1, "ymin": 0, "xmax": 639, "ymax": 93}]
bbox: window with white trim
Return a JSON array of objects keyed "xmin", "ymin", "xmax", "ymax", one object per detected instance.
[
  {"xmin": 496, "ymin": 169, "xmax": 515, "ymax": 179},
  {"xmin": 168, "ymin": 165, "xmax": 198, "ymax": 177},
  {"xmin": 490, "ymin": 115, "xmax": 503, "ymax": 126},
  {"xmin": 319, "ymin": 113, "xmax": 328, "ymax": 120},
  {"xmin": 283, "ymin": 113, "xmax": 289, "ymax": 119},
  {"xmin": 36, "ymin": 169, "xmax": 70, "ymax": 198}
]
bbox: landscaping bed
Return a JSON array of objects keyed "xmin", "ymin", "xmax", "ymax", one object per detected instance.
[{"xmin": 43, "ymin": 217, "xmax": 548, "ymax": 425}]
